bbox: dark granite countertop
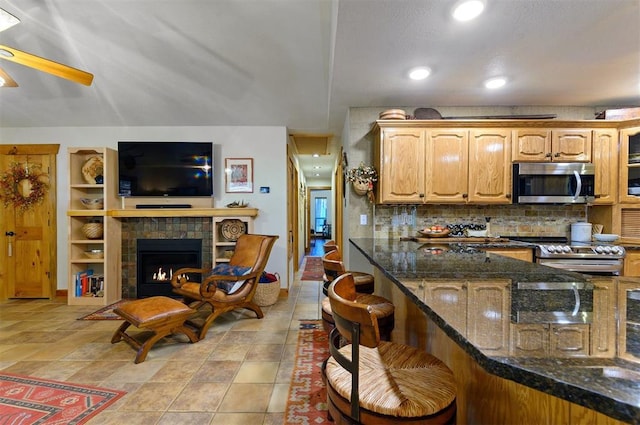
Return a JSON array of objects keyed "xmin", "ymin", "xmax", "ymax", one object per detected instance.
[{"xmin": 350, "ymin": 237, "xmax": 640, "ymax": 424}]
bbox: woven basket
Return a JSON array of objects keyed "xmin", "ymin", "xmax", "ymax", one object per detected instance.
[
  {"xmin": 352, "ymin": 180, "xmax": 369, "ymax": 196},
  {"xmin": 254, "ymin": 273, "xmax": 280, "ymax": 307},
  {"xmin": 81, "ymin": 222, "xmax": 104, "ymax": 239}
]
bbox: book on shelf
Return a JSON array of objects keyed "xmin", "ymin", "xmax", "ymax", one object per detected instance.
[{"xmin": 75, "ymin": 269, "xmax": 104, "ymax": 297}]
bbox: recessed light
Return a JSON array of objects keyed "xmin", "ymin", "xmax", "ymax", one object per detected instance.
[
  {"xmin": 0, "ymin": 8, "xmax": 20, "ymax": 32},
  {"xmin": 312, "ymin": 153, "xmax": 320, "ymax": 158},
  {"xmin": 313, "ymin": 166, "xmax": 321, "ymax": 169},
  {"xmin": 315, "ymin": 173, "xmax": 320, "ymax": 177},
  {"xmin": 484, "ymin": 77, "xmax": 506, "ymax": 89},
  {"xmin": 452, "ymin": 0, "xmax": 485, "ymax": 22},
  {"xmin": 408, "ymin": 66, "xmax": 431, "ymax": 80}
]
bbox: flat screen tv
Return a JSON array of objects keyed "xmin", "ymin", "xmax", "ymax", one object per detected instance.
[{"xmin": 118, "ymin": 141, "xmax": 213, "ymax": 197}]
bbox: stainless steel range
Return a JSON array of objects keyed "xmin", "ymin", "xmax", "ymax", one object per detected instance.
[{"xmin": 535, "ymin": 242, "xmax": 625, "ymax": 275}]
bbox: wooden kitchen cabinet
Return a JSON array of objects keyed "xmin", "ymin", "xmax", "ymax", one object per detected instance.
[
  {"xmin": 590, "ymin": 279, "xmax": 616, "ymax": 358},
  {"xmin": 423, "ymin": 279, "xmax": 468, "ymax": 334},
  {"xmin": 550, "ymin": 324, "xmax": 590, "ymax": 357},
  {"xmin": 512, "ymin": 128, "xmax": 592, "ymax": 162},
  {"xmin": 376, "ymin": 127, "xmax": 425, "ymax": 203},
  {"xmin": 623, "ymin": 251, "xmax": 640, "ymax": 277},
  {"xmin": 592, "ymin": 129, "xmax": 618, "ymax": 204},
  {"xmin": 617, "ymin": 279, "xmax": 640, "ymax": 362},
  {"xmin": 466, "ymin": 279, "xmax": 511, "ymax": 355},
  {"xmin": 375, "ymin": 123, "xmax": 511, "ymax": 204},
  {"xmin": 424, "ymin": 129, "xmax": 468, "ymax": 203},
  {"xmin": 484, "ymin": 248, "xmax": 533, "ymax": 262},
  {"xmin": 511, "ymin": 323, "xmax": 549, "ymax": 357},
  {"xmin": 467, "ymin": 129, "xmax": 512, "ymax": 203},
  {"xmin": 423, "ymin": 279, "xmax": 510, "ymax": 355},
  {"xmin": 511, "ymin": 323, "xmax": 590, "ymax": 357},
  {"xmin": 619, "ymin": 126, "xmax": 640, "ymax": 204}
]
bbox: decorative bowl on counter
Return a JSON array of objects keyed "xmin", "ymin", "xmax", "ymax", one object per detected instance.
[
  {"xmin": 418, "ymin": 228, "xmax": 450, "ymax": 238},
  {"xmin": 84, "ymin": 249, "xmax": 104, "ymax": 259},
  {"xmin": 80, "ymin": 197, "xmax": 104, "ymax": 210},
  {"xmin": 593, "ymin": 233, "xmax": 619, "ymax": 242},
  {"xmin": 464, "ymin": 229, "xmax": 488, "ymax": 238}
]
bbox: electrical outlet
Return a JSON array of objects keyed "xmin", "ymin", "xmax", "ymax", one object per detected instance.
[{"xmin": 360, "ymin": 214, "xmax": 367, "ymax": 225}]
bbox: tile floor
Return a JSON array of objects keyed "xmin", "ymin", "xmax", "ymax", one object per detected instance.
[{"xmin": 0, "ymin": 253, "xmax": 325, "ymax": 425}]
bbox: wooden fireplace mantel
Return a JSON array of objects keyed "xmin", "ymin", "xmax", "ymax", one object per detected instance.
[{"xmin": 106, "ymin": 207, "xmax": 259, "ymax": 218}]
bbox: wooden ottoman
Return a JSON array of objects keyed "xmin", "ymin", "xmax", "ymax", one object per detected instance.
[{"xmin": 111, "ymin": 296, "xmax": 198, "ymax": 363}]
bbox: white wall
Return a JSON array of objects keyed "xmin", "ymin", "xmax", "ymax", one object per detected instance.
[{"xmin": 1, "ymin": 126, "xmax": 288, "ymax": 291}]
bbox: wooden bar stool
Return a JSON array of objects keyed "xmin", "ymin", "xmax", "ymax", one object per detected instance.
[
  {"xmin": 321, "ymin": 292, "xmax": 394, "ymax": 341},
  {"xmin": 322, "ymin": 249, "xmax": 374, "ymax": 295},
  {"xmin": 325, "ymin": 273, "xmax": 457, "ymax": 424},
  {"xmin": 323, "ymin": 240, "xmax": 338, "ymax": 254},
  {"xmin": 111, "ymin": 296, "xmax": 199, "ymax": 363}
]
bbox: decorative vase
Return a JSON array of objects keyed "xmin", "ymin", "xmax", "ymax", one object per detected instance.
[{"xmin": 352, "ymin": 180, "xmax": 369, "ymax": 196}]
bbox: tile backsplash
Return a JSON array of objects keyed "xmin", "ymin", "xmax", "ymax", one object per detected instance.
[{"xmin": 374, "ymin": 204, "xmax": 588, "ymax": 239}]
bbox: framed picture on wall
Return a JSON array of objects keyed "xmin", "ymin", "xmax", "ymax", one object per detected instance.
[{"xmin": 225, "ymin": 158, "xmax": 254, "ymax": 193}]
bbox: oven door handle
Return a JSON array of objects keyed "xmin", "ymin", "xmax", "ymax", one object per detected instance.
[
  {"xmin": 572, "ymin": 286, "xmax": 580, "ymax": 316},
  {"xmin": 573, "ymin": 170, "xmax": 582, "ymax": 201}
]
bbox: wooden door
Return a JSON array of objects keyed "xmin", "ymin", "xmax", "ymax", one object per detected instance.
[
  {"xmin": 0, "ymin": 145, "xmax": 58, "ymax": 299},
  {"xmin": 552, "ymin": 129, "xmax": 592, "ymax": 162},
  {"xmin": 468, "ymin": 129, "xmax": 512, "ymax": 203},
  {"xmin": 512, "ymin": 128, "xmax": 551, "ymax": 162},
  {"xmin": 592, "ymin": 129, "xmax": 618, "ymax": 204},
  {"xmin": 378, "ymin": 128, "xmax": 425, "ymax": 203},
  {"xmin": 425, "ymin": 129, "xmax": 468, "ymax": 203}
]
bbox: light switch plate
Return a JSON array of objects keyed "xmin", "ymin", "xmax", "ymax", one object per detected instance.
[{"xmin": 360, "ymin": 214, "xmax": 367, "ymax": 225}]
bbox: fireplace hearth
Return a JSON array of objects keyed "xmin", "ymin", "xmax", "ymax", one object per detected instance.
[{"xmin": 137, "ymin": 239, "xmax": 202, "ymax": 298}]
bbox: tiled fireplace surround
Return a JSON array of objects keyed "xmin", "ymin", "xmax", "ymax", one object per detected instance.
[{"xmin": 120, "ymin": 217, "xmax": 212, "ymax": 299}]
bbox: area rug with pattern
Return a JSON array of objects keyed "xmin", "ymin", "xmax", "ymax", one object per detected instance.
[
  {"xmin": 0, "ymin": 372, "xmax": 126, "ymax": 424},
  {"xmin": 301, "ymin": 256, "xmax": 324, "ymax": 281},
  {"xmin": 77, "ymin": 299, "xmax": 130, "ymax": 320},
  {"xmin": 285, "ymin": 320, "xmax": 330, "ymax": 424}
]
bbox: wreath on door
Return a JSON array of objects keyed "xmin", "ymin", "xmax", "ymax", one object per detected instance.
[{"xmin": 0, "ymin": 162, "xmax": 49, "ymax": 211}]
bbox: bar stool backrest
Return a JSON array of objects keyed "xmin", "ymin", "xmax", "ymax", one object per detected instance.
[{"xmin": 322, "ymin": 249, "xmax": 346, "ymax": 283}]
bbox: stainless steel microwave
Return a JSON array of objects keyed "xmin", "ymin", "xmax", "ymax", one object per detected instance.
[{"xmin": 513, "ymin": 163, "xmax": 595, "ymax": 204}]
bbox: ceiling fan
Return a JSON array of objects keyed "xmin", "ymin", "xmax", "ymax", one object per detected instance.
[{"xmin": 0, "ymin": 7, "xmax": 93, "ymax": 87}]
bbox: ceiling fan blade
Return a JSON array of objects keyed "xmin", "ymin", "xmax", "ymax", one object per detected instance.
[
  {"xmin": 0, "ymin": 66, "xmax": 18, "ymax": 87},
  {"xmin": 0, "ymin": 44, "xmax": 93, "ymax": 86}
]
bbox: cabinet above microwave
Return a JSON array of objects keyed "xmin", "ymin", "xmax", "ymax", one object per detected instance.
[{"xmin": 512, "ymin": 128, "xmax": 592, "ymax": 162}]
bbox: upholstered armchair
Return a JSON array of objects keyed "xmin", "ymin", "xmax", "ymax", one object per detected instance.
[{"xmin": 171, "ymin": 233, "xmax": 278, "ymax": 339}]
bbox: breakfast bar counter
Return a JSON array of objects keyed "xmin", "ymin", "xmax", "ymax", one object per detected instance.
[{"xmin": 349, "ymin": 238, "xmax": 640, "ymax": 424}]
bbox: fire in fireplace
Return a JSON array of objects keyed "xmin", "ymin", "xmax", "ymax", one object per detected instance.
[{"xmin": 137, "ymin": 239, "xmax": 202, "ymax": 298}]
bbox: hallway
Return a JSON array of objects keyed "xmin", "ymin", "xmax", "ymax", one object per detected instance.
[{"xmin": 0, "ymin": 257, "xmax": 325, "ymax": 424}]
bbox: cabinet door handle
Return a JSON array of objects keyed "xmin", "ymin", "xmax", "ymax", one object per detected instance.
[
  {"xmin": 5, "ymin": 231, "xmax": 15, "ymax": 236},
  {"xmin": 554, "ymin": 153, "xmax": 561, "ymax": 157},
  {"xmin": 545, "ymin": 153, "xmax": 552, "ymax": 157},
  {"xmin": 462, "ymin": 193, "xmax": 468, "ymax": 198},
  {"xmin": 505, "ymin": 194, "xmax": 511, "ymax": 199},
  {"xmin": 419, "ymin": 194, "xmax": 425, "ymax": 198}
]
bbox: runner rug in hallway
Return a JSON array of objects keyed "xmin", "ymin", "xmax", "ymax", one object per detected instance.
[
  {"xmin": 0, "ymin": 372, "xmax": 126, "ymax": 424},
  {"xmin": 301, "ymin": 256, "xmax": 324, "ymax": 281},
  {"xmin": 285, "ymin": 320, "xmax": 330, "ymax": 424}
]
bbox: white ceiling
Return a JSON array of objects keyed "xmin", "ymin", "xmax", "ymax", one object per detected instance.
[{"xmin": 0, "ymin": 0, "xmax": 639, "ymax": 182}]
